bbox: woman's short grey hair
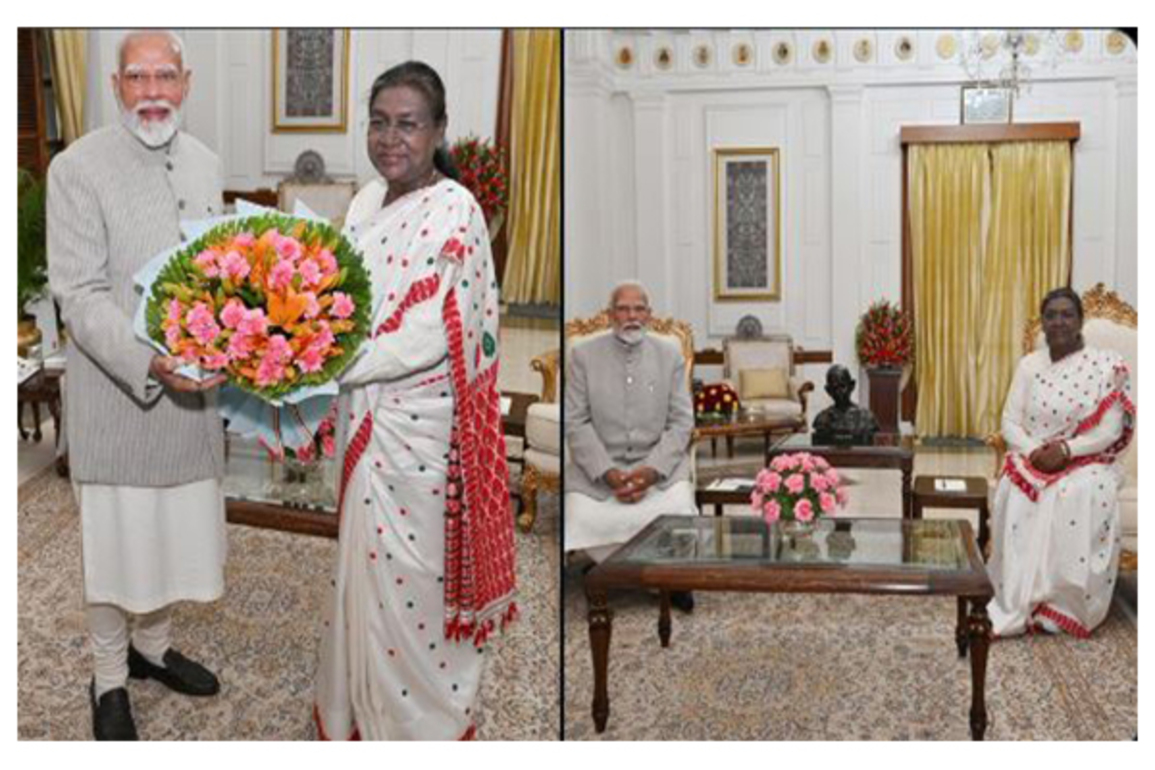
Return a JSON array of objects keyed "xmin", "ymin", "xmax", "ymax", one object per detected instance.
[
  {"xmin": 608, "ymin": 280, "xmax": 650, "ymax": 309},
  {"xmin": 117, "ymin": 30, "xmax": 185, "ymax": 73}
]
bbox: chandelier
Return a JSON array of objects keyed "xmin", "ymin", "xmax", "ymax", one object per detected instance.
[{"xmin": 958, "ymin": 30, "xmax": 1066, "ymax": 96}]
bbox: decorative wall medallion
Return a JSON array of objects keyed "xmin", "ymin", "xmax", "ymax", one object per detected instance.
[
  {"xmin": 935, "ymin": 34, "xmax": 957, "ymax": 60},
  {"xmin": 655, "ymin": 46, "xmax": 673, "ymax": 70},
  {"xmin": 812, "ymin": 38, "xmax": 832, "ymax": 63},
  {"xmin": 773, "ymin": 41, "xmax": 792, "ymax": 65},
  {"xmin": 981, "ymin": 32, "xmax": 1000, "ymax": 59},
  {"xmin": 693, "ymin": 44, "xmax": 712, "ymax": 68},
  {"xmin": 895, "ymin": 36, "xmax": 914, "ymax": 61},
  {"xmin": 616, "ymin": 45, "xmax": 634, "ymax": 68},
  {"xmin": 1064, "ymin": 30, "xmax": 1084, "ymax": 54},
  {"xmin": 1024, "ymin": 33, "xmax": 1040, "ymax": 56},
  {"xmin": 733, "ymin": 42, "xmax": 753, "ymax": 66},
  {"xmin": 853, "ymin": 38, "xmax": 873, "ymax": 63},
  {"xmin": 1106, "ymin": 30, "xmax": 1128, "ymax": 55}
]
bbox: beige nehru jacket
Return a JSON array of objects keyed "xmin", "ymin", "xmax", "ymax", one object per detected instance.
[
  {"xmin": 48, "ymin": 125, "xmax": 226, "ymax": 486},
  {"xmin": 564, "ymin": 333, "xmax": 694, "ymax": 501}
]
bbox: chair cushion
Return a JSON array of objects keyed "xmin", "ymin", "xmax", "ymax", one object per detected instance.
[
  {"xmin": 525, "ymin": 448, "xmax": 560, "ymax": 475},
  {"xmin": 741, "ymin": 397, "xmax": 803, "ymax": 420},
  {"xmin": 739, "ymin": 367, "xmax": 790, "ymax": 400},
  {"xmin": 525, "ymin": 403, "xmax": 561, "ymax": 455}
]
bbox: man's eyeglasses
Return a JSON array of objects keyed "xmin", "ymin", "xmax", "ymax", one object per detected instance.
[{"xmin": 121, "ymin": 70, "xmax": 182, "ymax": 89}]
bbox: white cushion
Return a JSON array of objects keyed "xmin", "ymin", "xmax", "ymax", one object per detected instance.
[
  {"xmin": 740, "ymin": 397, "xmax": 803, "ymax": 420},
  {"xmin": 525, "ymin": 448, "xmax": 560, "ymax": 475},
  {"xmin": 526, "ymin": 403, "xmax": 561, "ymax": 455}
]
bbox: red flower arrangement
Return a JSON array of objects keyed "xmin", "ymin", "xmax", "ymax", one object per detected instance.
[
  {"xmin": 450, "ymin": 136, "xmax": 508, "ymax": 230},
  {"xmin": 855, "ymin": 300, "xmax": 913, "ymax": 369},
  {"xmin": 695, "ymin": 382, "xmax": 740, "ymax": 419}
]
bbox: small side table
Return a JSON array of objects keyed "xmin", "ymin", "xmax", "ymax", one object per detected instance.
[
  {"xmin": 18, "ymin": 369, "xmax": 63, "ymax": 444},
  {"xmin": 911, "ymin": 475, "xmax": 991, "ymax": 555}
]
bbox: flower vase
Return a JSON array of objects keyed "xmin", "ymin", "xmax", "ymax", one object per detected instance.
[
  {"xmin": 779, "ymin": 518, "xmax": 815, "ymax": 538},
  {"xmin": 282, "ymin": 457, "xmax": 322, "ymax": 505}
]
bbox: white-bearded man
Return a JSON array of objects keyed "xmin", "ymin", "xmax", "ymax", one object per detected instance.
[
  {"xmin": 48, "ymin": 30, "xmax": 228, "ymax": 740},
  {"xmin": 563, "ymin": 281, "xmax": 697, "ymax": 611}
]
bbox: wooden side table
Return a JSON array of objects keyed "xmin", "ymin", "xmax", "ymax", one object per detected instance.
[
  {"xmin": 18, "ymin": 369, "xmax": 62, "ymax": 444},
  {"xmin": 911, "ymin": 475, "xmax": 991, "ymax": 555}
]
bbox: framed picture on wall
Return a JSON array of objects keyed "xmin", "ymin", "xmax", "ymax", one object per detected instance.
[
  {"xmin": 272, "ymin": 29, "xmax": 350, "ymax": 133},
  {"xmin": 961, "ymin": 85, "xmax": 1013, "ymax": 125},
  {"xmin": 712, "ymin": 147, "xmax": 781, "ymax": 302}
]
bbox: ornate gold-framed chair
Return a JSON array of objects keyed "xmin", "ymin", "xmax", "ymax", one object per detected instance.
[
  {"xmin": 987, "ymin": 284, "xmax": 1138, "ymax": 569},
  {"xmin": 721, "ymin": 334, "xmax": 814, "ymax": 423},
  {"xmin": 517, "ymin": 312, "xmax": 695, "ymax": 533}
]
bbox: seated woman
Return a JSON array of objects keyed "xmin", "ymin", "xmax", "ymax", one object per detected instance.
[{"xmin": 988, "ymin": 287, "xmax": 1135, "ymax": 638}]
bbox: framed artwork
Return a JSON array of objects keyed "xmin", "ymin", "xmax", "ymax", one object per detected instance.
[
  {"xmin": 712, "ymin": 147, "xmax": 781, "ymax": 302},
  {"xmin": 961, "ymin": 85, "xmax": 1013, "ymax": 125},
  {"xmin": 272, "ymin": 29, "xmax": 350, "ymax": 133}
]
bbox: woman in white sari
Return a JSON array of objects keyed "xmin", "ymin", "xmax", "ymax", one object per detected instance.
[
  {"xmin": 988, "ymin": 288, "xmax": 1135, "ymax": 638},
  {"xmin": 313, "ymin": 62, "xmax": 516, "ymax": 740}
]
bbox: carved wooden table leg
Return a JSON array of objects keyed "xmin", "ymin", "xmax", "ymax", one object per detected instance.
[
  {"xmin": 956, "ymin": 597, "xmax": 969, "ymax": 658},
  {"xmin": 725, "ymin": 435, "xmax": 734, "ymax": 458},
  {"xmin": 658, "ymin": 591, "xmax": 671, "ymax": 648},
  {"xmin": 977, "ymin": 500, "xmax": 991, "ymax": 558},
  {"xmin": 967, "ymin": 597, "xmax": 992, "ymax": 740},
  {"xmin": 517, "ymin": 465, "xmax": 539, "ymax": 533},
  {"xmin": 901, "ymin": 462, "xmax": 912, "ymax": 520},
  {"xmin": 588, "ymin": 589, "xmax": 613, "ymax": 733}
]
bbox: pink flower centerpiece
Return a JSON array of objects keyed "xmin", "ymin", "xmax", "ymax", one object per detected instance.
[{"xmin": 751, "ymin": 452, "xmax": 847, "ymax": 532}]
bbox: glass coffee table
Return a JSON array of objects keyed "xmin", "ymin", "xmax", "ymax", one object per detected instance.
[{"xmin": 584, "ymin": 515, "xmax": 994, "ymax": 739}]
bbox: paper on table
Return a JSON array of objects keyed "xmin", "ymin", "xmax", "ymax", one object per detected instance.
[
  {"xmin": 706, "ymin": 478, "xmax": 755, "ymax": 492},
  {"xmin": 500, "ymin": 396, "xmax": 512, "ymax": 416},
  {"xmin": 935, "ymin": 478, "xmax": 967, "ymax": 492}
]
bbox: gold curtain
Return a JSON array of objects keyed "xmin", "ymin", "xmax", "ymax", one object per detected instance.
[
  {"xmin": 910, "ymin": 141, "xmax": 1071, "ymax": 437},
  {"xmin": 50, "ymin": 30, "xmax": 87, "ymax": 145},
  {"xmin": 502, "ymin": 29, "xmax": 560, "ymax": 306}
]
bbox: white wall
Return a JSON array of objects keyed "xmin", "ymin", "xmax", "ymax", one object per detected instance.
[
  {"xmin": 86, "ymin": 29, "xmax": 503, "ymax": 190},
  {"xmin": 565, "ymin": 29, "xmax": 1139, "ymax": 381}
]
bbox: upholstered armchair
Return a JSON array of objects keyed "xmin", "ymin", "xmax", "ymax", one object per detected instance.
[
  {"xmin": 987, "ymin": 284, "xmax": 1138, "ymax": 569},
  {"xmin": 722, "ymin": 334, "xmax": 814, "ymax": 424},
  {"xmin": 518, "ymin": 312, "xmax": 696, "ymax": 533},
  {"xmin": 518, "ymin": 350, "xmax": 561, "ymax": 533}
]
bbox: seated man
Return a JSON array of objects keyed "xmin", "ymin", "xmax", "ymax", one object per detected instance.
[{"xmin": 564, "ymin": 281, "xmax": 696, "ymax": 609}]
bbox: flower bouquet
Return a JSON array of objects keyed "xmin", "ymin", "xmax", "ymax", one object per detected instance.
[
  {"xmin": 751, "ymin": 452, "xmax": 847, "ymax": 531},
  {"xmin": 694, "ymin": 382, "xmax": 740, "ymax": 423},
  {"xmin": 450, "ymin": 135, "xmax": 508, "ymax": 236},
  {"xmin": 144, "ymin": 213, "xmax": 371, "ymax": 402},
  {"xmin": 855, "ymin": 299, "xmax": 913, "ymax": 369}
]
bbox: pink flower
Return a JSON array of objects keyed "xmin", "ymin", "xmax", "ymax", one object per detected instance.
[
  {"xmin": 275, "ymin": 235, "xmax": 303, "ymax": 261},
  {"xmin": 321, "ymin": 434, "xmax": 336, "ymax": 458},
  {"xmin": 267, "ymin": 259, "xmax": 295, "ymax": 292},
  {"xmin": 761, "ymin": 471, "xmax": 782, "ymax": 493},
  {"xmin": 794, "ymin": 498, "xmax": 815, "ymax": 522},
  {"xmin": 836, "ymin": 487, "xmax": 849, "ymax": 506},
  {"xmin": 295, "ymin": 443, "xmax": 316, "ymax": 463},
  {"xmin": 299, "ymin": 259, "xmax": 322, "ymax": 287},
  {"xmin": 819, "ymin": 492, "xmax": 837, "ymax": 513},
  {"xmin": 317, "ymin": 248, "xmax": 338, "ymax": 276},
  {"xmin": 180, "ymin": 346, "xmax": 199, "ymax": 363},
  {"xmin": 770, "ymin": 455, "xmax": 791, "ymax": 472},
  {"xmin": 220, "ymin": 298, "xmax": 247, "ymax": 330},
  {"xmin": 185, "ymin": 302, "xmax": 221, "ymax": 346},
  {"xmin": 751, "ymin": 490, "xmax": 764, "ymax": 511},
  {"xmin": 221, "ymin": 250, "xmax": 250, "ymax": 282},
  {"xmin": 784, "ymin": 473, "xmax": 806, "ymax": 495},
  {"xmin": 255, "ymin": 355, "xmax": 286, "ymax": 387},
  {"xmin": 297, "ymin": 345, "xmax": 325, "ymax": 374},
  {"xmin": 330, "ymin": 291, "xmax": 355, "ymax": 319},
  {"xmin": 762, "ymin": 499, "xmax": 781, "ymax": 523},
  {"xmin": 813, "ymin": 455, "xmax": 830, "ymax": 471},
  {"xmin": 237, "ymin": 308, "xmax": 268, "ymax": 337},
  {"xmin": 167, "ymin": 298, "xmax": 184, "ymax": 324},
  {"xmin": 265, "ymin": 334, "xmax": 293, "ymax": 364},
  {"xmin": 164, "ymin": 324, "xmax": 182, "ymax": 349},
  {"xmin": 193, "ymin": 249, "xmax": 220, "ymax": 278},
  {"xmin": 799, "ymin": 454, "xmax": 816, "ymax": 472},
  {"xmin": 201, "ymin": 350, "xmax": 229, "ymax": 371},
  {"xmin": 227, "ymin": 331, "xmax": 257, "ymax": 361},
  {"xmin": 232, "ymin": 232, "xmax": 256, "ymax": 249},
  {"xmin": 301, "ymin": 291, "xmax": 321, "ymax": 319},
  {"xmin": 811, "ymin": 473, "xmax": 830, "ymax": 493}
]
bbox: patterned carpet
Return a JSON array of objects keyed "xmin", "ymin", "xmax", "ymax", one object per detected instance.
[
  {"xmin": 17, "ymin": 467, "xmax": 560, "ymax": 741},
  {"xmin": 563, "ymin": 568, "xmax": 1138, "ymax": 740}
]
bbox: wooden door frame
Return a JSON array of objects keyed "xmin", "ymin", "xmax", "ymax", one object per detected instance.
[{"xmin": 899, "ymin": 122, "xmax": 1080, "ymax": 423}]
